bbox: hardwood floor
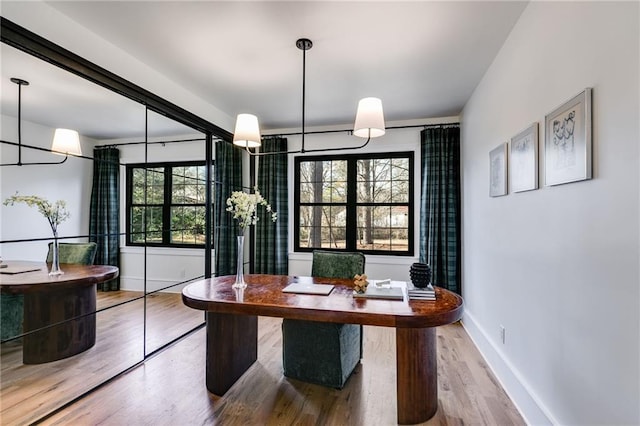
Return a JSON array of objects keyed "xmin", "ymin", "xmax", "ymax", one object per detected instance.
[
  {"xmin": 39, "ymin": 316, "xmax": 525, "ymax": 425},
  {"xmin": 0, "ymin": 291, "xmax": 203, "ymax": 425}
]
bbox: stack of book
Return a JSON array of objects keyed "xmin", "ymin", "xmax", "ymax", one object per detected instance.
[
  {"xmin": 353, "ymin": 282, "xmax": 404, "ymax": 300},
  {"xmin": 407, "ymin": 284, "xmax": 436, "ymax": 301}
]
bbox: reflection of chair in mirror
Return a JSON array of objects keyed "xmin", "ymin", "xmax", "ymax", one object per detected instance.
[
  {"xmin": 46, "ymin": 242, "xmax": 98, "ymax": 265},
  {"xmin": 0, "ymin": 242, "xmax": 98, "ymax": 341},
  {"xmin": 1, "ymin": 294, "xmax": 23, "ymax": 341},
  {"xmin": 282, "ymin": 250, "xmax": 365, "ymax": 389}
]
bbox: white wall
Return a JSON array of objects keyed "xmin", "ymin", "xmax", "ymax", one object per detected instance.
[
  {"xmin": 1, "ymin": 0, "xmax": 459, "ymax": 286},
  {"xmin": 267, "ymin": 117, "xmax": 459, "ymax": 281},
  {"xmin": 460, "ymin": 2, "xmax": 639, "ymax": 425},
  {"xmin": 110, "ymin": 136, "xmax": 211, "ymax": 292},
  {"xmin": 115, "ymin": 117, "xmax": 459, "ymax": 288},
  {"xmin": 1, "ymin": 0, "xmax": 234, "ymax": 132},
  {"xmin": 0, "ymin": 1, "xmax": 235, "ymax": 290},
  {"xmin": 120, "ymin": 246, "xmax": 212, "ymax": 294},
  {"xmin": 0, "ymin": 114, "xmax": 94, "ymax": 260},
  {"xmin": 0, "ymin": 122, "xmax": 213, "ymax": 294}
]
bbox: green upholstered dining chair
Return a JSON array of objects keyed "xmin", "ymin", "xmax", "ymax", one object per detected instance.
[
  {"xmin": 282, "ymin": 250, "xmax": 365, "ymax": 389},
  {"xmin": 0, "ymin": 242, "xmax": 98, "ymax": 341},
  {"xmin": 46, "ymin": 242, "xmax": 98, "ymax": 265},
  {"xmin": 0, "ymin": 294, "xmax": 24, "ymax": 341}
]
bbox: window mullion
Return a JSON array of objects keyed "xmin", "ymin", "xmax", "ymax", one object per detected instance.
[
  {"xmin": 163, "ymin": 166, "xmax": 171, "ymax": 245},
  {"xmin": 126, "ymin": 166, "xmax": 133, "ymax": 246},
  {"xmin": 295, "ymin": 152, "xmax": 413, "ymax": 255},
  {"xmin": 345, "ymin": 158, "xmax": 357, "ymax": 251}
]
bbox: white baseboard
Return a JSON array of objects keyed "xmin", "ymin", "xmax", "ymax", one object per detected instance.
[
  {"xmin": 119, "ymin": 276, "xmax": 187, "ymax": 294},
  {"xmin": 462, "ymin": 310, "xmax": 557, "ymax": 426}
]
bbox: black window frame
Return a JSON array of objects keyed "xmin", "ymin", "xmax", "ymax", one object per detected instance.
[
  {"xmin": 126, "ymin": 160, "xmax": 211, "ymax": 248},
  {"xmin": 294, "ymin": 151, "xmax": 414, "ymax": 256}
]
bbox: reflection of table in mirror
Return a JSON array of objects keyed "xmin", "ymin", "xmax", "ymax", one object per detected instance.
[
  {"xmin": 182, "ymin": 274, "xmax": 464, "ymax": 425},
  {"xmin": 0, "ymin": 261, "xmax": 119, "ymax": 364}
]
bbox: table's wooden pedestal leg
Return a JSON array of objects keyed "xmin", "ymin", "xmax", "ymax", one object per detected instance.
[
  {"xmin": 23, "ymin": 284, "xmax": 97, "ymax": 364},
  {"xmin": 206, "ymin": 312, "xmax": 258, "ymax": 395},
  {"xmin": 396, "ymin": 327, "xmax": 437, "ymax": 424}
]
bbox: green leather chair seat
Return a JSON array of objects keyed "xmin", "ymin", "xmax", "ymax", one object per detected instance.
[
  {"xmin": 0, "ymin": 242, "xmax": 97, "ymax": 342},
  {"xmin": 282, "ymin": 250, "xmax": 365, "ymax": 389}
]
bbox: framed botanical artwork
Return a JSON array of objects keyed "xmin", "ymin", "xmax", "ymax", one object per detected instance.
[
  {"xmin": 544, "ymin": 88, "xmax": 592, "ymax": 186},
  {"xmin": 489, "ymin": 142, "xmax": 508, "ymax": 197},
  {"xmin": 510, "ymin": 123, "xmax": 539, "ymax": 193}
]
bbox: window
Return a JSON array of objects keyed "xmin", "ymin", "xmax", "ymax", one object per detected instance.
[
  {"xmin": 295, "ymin": 152, "xmax": 413, "ymax": 255},
  {"xmin": 126, "ymin": 162, "xmax": 212, "ymax": 247}
]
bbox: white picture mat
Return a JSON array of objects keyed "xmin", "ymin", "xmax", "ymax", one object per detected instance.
[
  {"xmin": 544, "ymin": 88, "xmax": 592, "ymax": 185},
  {"xmin": 510, "ymin": 123, "xmax": 539, "ymax": 192},
  {"xmin": 489, "ymin": 142, "xmax": 508, "ymax": 196}
]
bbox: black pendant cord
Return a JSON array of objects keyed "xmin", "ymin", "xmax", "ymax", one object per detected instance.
[
  {"xmin": 244, "ymin": 38, "xmax": 376, "ymax": 157},
  {"xmin": 242, "ymin": 38, "xmax": 383, "ymax": 157},
  {"xmin": 300, "ymin": 38, "xmax": 307, "ymax": 154},
  {"xmin": 17, "ymin": 78, "xmax": 23, "ymax": 165},
  {"xmin": 0, "ymin": 77, "xmax": 69, "ymax": 167}
]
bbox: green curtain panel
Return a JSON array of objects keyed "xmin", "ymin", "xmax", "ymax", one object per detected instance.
[
  {"xmin": 214, "ymin": 140, "xmax": 243, "ymax": 276},
  {"xmin": 255, "ymin": 137, "xmax": 289, "ymax": 275},
  {"xmin": 89, "ymin": 147, "xmax": 120, "ymax": 291},
  {"xmin": 420, "ymin": 126, "xmax": 461, "ymax": 294}
]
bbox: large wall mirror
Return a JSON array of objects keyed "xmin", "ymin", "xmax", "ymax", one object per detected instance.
[
  {"xmin": 120, "ymin": 109, "xmax": 211, "ymax": 356},
  {"xmin": 0, "ymin": 19, "xmax": 225, "ymax": 424}
]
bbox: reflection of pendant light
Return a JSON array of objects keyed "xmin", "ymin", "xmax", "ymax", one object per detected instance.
[
  {"xmin": 232, "ymin": 38, "xmax": 385, "ymax": 156},
  {"xmin": 0, "ymin": 77, "xmax": 82, "ymax": 167}
]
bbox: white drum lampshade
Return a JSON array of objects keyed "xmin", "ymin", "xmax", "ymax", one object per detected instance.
[
  {"xmin": 233, "ymin": 114, "xmax": 262, "ymax": 148},
  {"xmin": 51, "ymin": 128, "xmax": 82, "ymax": 156},
  {"xmin": 353, "ymin": 97, "xmax": 385, "ymax": 139}
]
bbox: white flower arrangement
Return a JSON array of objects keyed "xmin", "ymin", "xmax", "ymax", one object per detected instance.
[
  {"xmin": 3, "ymin": 193, "xmax": 70, "ymax": 236},
  {"xmin": 226, "ymin": 188, "xmax": 277, "ymax": 231}
]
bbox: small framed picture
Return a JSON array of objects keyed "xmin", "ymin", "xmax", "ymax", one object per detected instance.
[
  {"xmin": 489, "ymin": 142, "xmax": 508, "ymax": 197},
  {"xmin": 544, "ymin": 88, "xmax": 592, "ymax": 186},
  {"xmin": 510, "ymin": 123, "xmax": 539, "ymax": 193}
]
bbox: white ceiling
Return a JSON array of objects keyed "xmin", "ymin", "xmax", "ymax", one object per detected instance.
[
  {"xmin": 0, "ymin": 43, "xmax": 198, "ymax": 140},
  {"xmin": 1, "ymin": 1, "xmax": 528, "ymax": 140}
]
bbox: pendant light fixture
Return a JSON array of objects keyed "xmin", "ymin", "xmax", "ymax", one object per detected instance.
[
  {"xmin": 0, "ymin": 77, "xmax": 82, "ymax": 167},
  {"xmin": 232, "ymin": 38, "xmax": 385, "ymax": 155},
  {"xmin": 51, "ymin": 128, "xmax": 82, "ymax": 157}
]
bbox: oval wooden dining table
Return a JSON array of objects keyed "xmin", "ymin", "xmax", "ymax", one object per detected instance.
[
  {"xmin": 0, "ymin": 261, "xmax": 119, "ymax": 364},
  {"xmin": 182, "ymin": 274, "xmax": 464, "ymax": 424}
]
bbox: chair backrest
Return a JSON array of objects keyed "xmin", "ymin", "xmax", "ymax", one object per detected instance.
[
  {"xmin": 311, "ymin": 250, "xmax": 365, "ymax": 279},
  {"xmin": 46, "ymin": 242, "xmax": 98, "ymax": 265}
]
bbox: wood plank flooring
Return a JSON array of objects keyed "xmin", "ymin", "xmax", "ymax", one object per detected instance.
[
  {"xmin": 0, "ymin": 291, "xmax": 203, "ymax": 425},
  {"xmin": 39, "ymin": 316, "xmax": 525, "ymax": 425}
]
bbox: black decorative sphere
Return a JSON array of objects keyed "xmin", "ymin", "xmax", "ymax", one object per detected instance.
[{"xmin": 409, "ymin": 263, "xmax": 431, "ymax": 288}]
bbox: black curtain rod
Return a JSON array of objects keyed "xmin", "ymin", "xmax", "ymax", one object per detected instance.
[
  {"xmin": 263, "ymin": 122, "xmax": 459, "ymax": 138},
  {"xmin": 0, "ymin": 139, "xmax": 223, "ymax": 171},
  {"xmin": 102, "ymin": 137, "xmax": 207, "ymax": 147},
  {"xmin": 106, "ymin": 124, "xmax": 459, "ymax": 143},
  {"xmin": 1, "ymin": 139, "xmax": 100, "ymax": 165}
]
